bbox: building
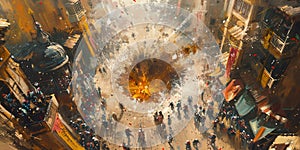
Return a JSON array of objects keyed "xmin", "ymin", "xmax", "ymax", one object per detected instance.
[
  {"xmin": 64, "ymin": 0, "xmax": 86, "ymax": 23},
  {"xmin": 63, "ymin": 0, "xmax": 90, "ymax": 34},
  {"xmin": 220, "ymin": 0, "xmax": 267, "ymax": 68},
  {"xmin": 259, "ymin": 5, "xmax": 300, "ymax": 88},
  {"xmin": 204, "ymin": 0, "xmax": 225, "ymax": 44},
  {"xmin": 0, "ymin": 19, "xmax": 33, "ymax": 108},
  {"xmin": 218, "ymin": 1, "xmax": 300, "ymax": 149},
  {"xmin": 0, "ymin": 18, "xmax": 83, "ymax": 150},
  {"xmin": 260, "ymin": 5, "xmax": 300, "ymax": 132},
  {"xmin": 269, "ymin": 135, "xmax": 300, "ymax": 150},
  {"xmin": 0, "ymin": 0, "xmax": 73, "ymax": 46},
  {"xmin": 18, "ymin": 16, "xmax": 72, "ymax": 97}
]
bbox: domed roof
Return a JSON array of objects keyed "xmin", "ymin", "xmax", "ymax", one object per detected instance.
[{"xmin": 31, "ymin": 42, "xmax": 69, "ymax": 72}]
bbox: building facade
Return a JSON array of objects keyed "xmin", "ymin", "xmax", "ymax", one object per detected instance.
[
  {"xmin": 0, "ymin": 18, "xmax": 82, "ymax": 150},
  {"xmin": 218, "ymin": 1, "xmax": 300, "ymax": 149}
]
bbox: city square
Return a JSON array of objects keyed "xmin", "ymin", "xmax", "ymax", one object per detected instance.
[{"xmin": 0, "ymin": 0, "xmax": 299, "ymax": 150}]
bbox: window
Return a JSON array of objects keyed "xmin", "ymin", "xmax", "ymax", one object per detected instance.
[
  {"xmin": 66, "ymin": 7, "xmax": 76, "ymax": 15},
  {"xmin": 263, "ymin": 8, "xmax": 293, "ymax": 40},
  {"xmin": 263, "ymin": 9, "xmax": 275, "ymax": 26},
  {"xmin": 264, "ymin": 55, "xmax": 289, "ymax": 79},
  {"xmin": 233, "ymin": 0, "xmax": 251, "ymax": 19},
  {"xmin": 270, "ymin": 35, "xmax": 284, "ymax": 53}
]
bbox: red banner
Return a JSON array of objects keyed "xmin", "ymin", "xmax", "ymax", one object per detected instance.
[
  {"xmin": 225, "ymin": 47, "xmax": 238, "ymax": 78},
  {"xmin": 52, "ymin": 114, "xmax": 84, "ymax": 150}
]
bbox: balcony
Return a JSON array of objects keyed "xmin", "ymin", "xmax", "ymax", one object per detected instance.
[
  {"xmin": 269, "ymin": 34, "xmax": 285, "ymax": 53},
  {"xmin": 232, "ymin": 10, "xmax": 247, "ymax": 23},
  {"xmin": 233, "ymin": 0, "xmax": 252, "ymax": 21},
  {"xmin": 260, "ymin": 28, "xmax": 288, "ymax": 59},
  {"xmin": 228, "ymin": 25, "xmax": 244, "ymax": 40}
]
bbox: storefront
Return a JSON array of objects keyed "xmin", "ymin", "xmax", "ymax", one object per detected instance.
[{"xmin": 52, "ymin": 113, "xmax": 85, "ymax": 150}]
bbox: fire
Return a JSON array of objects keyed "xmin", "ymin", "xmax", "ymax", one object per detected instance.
[{"xmin": 129, "ymin": 74, "xmax": 151, "ymax": 101}]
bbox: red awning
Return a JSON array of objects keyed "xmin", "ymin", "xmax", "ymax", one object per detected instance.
[{"xmin": 222, "ymin": 79, "xmax": 244, "ymax": 102}]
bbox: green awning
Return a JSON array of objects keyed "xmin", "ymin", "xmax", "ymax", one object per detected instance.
[
  {"xmin": 249, "ymin": 117, "xmax": 276, "ymax": 141},
  {"xmin": 234, "ymin": 91, "xmax": 255, "ymax": 117}
]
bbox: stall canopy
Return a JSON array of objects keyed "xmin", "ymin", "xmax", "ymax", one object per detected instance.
[
  {"xmin": 270, "ymin": 135, "xmax": 300, "ymax": 150},
  {"xmin": 234, "ymin": 91, "xmax": 256, "ymax": 117},
  {"xmin": 249, "ymin": 117, "xmax": 277, "ymax": 142},
  {"xmin": 222, "ymin": 79, "xmax": 244, "ymax": 102}
]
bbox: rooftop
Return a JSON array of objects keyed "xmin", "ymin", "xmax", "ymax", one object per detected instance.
[{"xmin": 279, "ymin": 5, "xmax": 300, "ymax": 17}]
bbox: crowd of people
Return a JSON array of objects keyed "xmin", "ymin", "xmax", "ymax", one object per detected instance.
[
  {"xmin": 69, "ymin": 45, "xmax": 225, "ymax": 150},
  {"xmin": 193, "ymin": 106, "xmax": 207, "ymax": 129},
  {"xmin": 73, "ymin": 71, "xmax": 120, "ymax": 150},
  {"xmin": 214, "ymin": 101, "xmax": 253, "ymax": 148},
  {"xmin": 19, "ymin": 60, "xmax": 72, "ymax": 95},
  {"xmin": 69, "ymin": 117, "xmax": 109, "ymax": 150},
  {"xmin": 76, "ymin": 72, "xmax": 100, "ymax": 125},
  {"xmin": 0, "ymin": 88, "xmax": 49, "ymax": 127},
  {"xmin": 153, "ymin": 111, "xmax": 164, "ymax": 125}
]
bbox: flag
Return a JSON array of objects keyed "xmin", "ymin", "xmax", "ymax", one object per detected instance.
[{"xmin": 225, "ymin": 47, "xmax": 238, "ymax": 78}]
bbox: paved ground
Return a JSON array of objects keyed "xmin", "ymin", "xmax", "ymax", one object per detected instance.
[{"xmin": 72, "ymin": 1, "xmax": 239, "ymax": 150}]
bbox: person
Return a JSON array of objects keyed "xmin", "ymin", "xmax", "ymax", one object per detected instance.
[
  {"xmin": 219, "ymin": 121, "xmax": 225, "ymax": 132},
  {"xmin": 209, "ymin": 134, "xmax": 216, "ymax": 148},
  {"xmin": 100, "ymin": 98, "xmax": 107, "ymax": 111},
  {"xmin": 192, "ymin": 139, "xmax": 200, "ymax": 150},
  {"xmin": 153, "ymin": 112, "xmax": 158, "ymax": 123},
  {"xmin": 125, "ymin": 128, "xmax": 133, "ymax": 145},
  {"xmin": 169, "ymin": 102, "xmax": 174, "ymax": 111},
  {"xmin": 102, "ymin": 142, "xmax": 109, "ymax": 150},
  {"xmin": 167, "ymin": 115, "xmax": 172, "ymax": 126},
  {"xmin": 176, "ymin": 100, "xmax": 182, "ymax": 112},
  {"xmin": 121, "ymin": 142, "xmax": 130, "ymax": 150},
  {"xmin": 185, "ymin": 140, "xmax": 191, "ymax": 150},
  {"xmin": 102, "ymin": 67, "xmax": 107, "ymax": 74},
  {"xmin": 202, "ymin": 108, "xmax": 206, "ymax": 115},
  {"xmin": 199, "ymin": 106, "xmax": 203, "ymax": 112},
  {"xmin": 193, "ymin": 112, "xmax": 200, "ymax": 129},
  {"xmin": 213, "ymin": 118, "xmax": 219, "ymax": 130},
  {"xmin": 188, "ymin": 96, "xmax": 193, "ymax": 106},
  {"xmin": 158, "ymin": 111, "xmax": 164, "ymax": 124},
  {"xmin": 183, "ymin": 105, "xmax": 189, "ymax": 118},
  {"xmin": 159, "ymin": 111, "xmax": 164, "ymax": 118},
  {"xmin": 138, "ymin": 127, "xmax": 146, "ymax": 147},
  {"xmin": 97, "ymin": 87, "xmax": 102, "ymax": 97},
  {"xmin": 119, "ymin": 102, "xmax": 125, "ymax": 111},
  {"xmin": 201, "ymin": 91, "xmax": 204, "ymax": 101},
  {"xmin": 227, "ymin": 125, "xmax": 236, "ymax": 137},
  {"xmin": 193, "ymin": 104, "xmax": 198, "ymax": 113},
  {"xmin": 167, "ymin": 134, "xmax": 174, "ymax": 149}
]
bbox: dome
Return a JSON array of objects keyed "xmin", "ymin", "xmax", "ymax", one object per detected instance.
[{"xmin": 31, "ymin": 43, "xmax": 69, "ymax": 72}]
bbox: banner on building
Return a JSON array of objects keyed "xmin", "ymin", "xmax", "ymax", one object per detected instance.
[
  {"xmin": 261, "ymin": 68, "xmax": 270, "ymax": 88},
  {"xmin": 52, "ymin": 114, "xmax": 84, "ymax": 150},
  {"xmin": 225, "ymin": 47, "xmax": 238, "ymax": 78}
]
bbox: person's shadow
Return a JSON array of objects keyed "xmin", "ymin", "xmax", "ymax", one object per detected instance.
[{"xmin": 177, "ymin": 111, "xmax": 182, "ymax": 120}]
